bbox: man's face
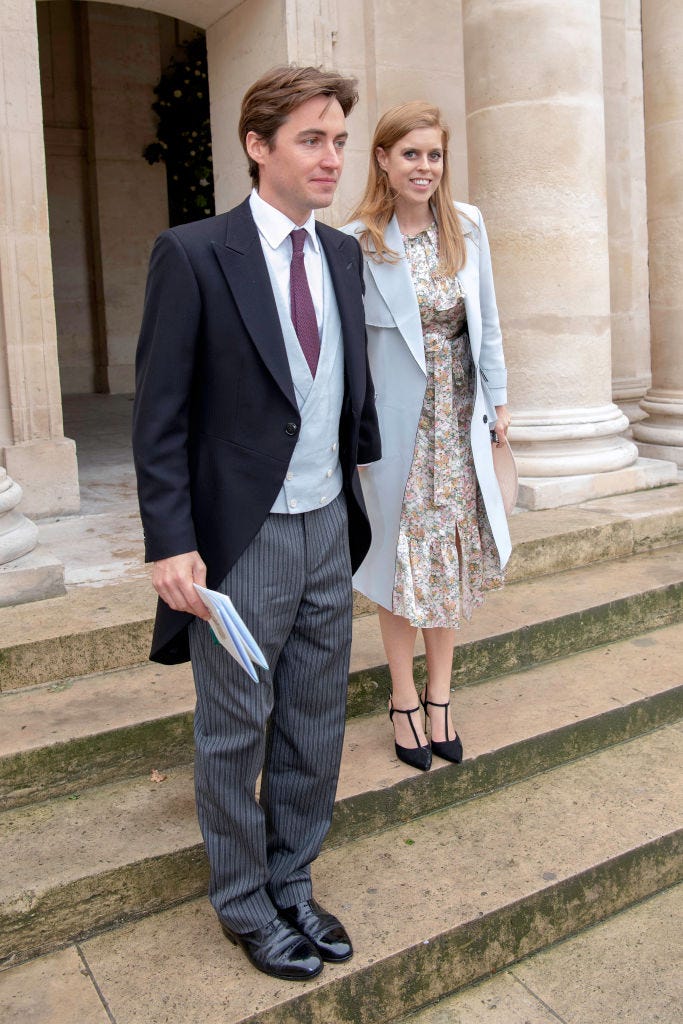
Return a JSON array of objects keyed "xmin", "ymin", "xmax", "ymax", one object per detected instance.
[{"xmin": 246, "ymin": 95, "xmax": 348, "ymax": 224}]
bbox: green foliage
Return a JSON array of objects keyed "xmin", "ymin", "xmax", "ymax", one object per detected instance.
[{"xmin": 143, "ymin": 33, "xmax": 214, "ymax": 226}]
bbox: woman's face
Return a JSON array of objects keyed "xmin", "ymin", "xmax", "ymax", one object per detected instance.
[{"xmin": 376, "ymin": 126, "xmax": 444, "ymax": 211}]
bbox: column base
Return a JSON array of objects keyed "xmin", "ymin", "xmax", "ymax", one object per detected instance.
[
  {"xmin": 511, "ymin": 404, "xmax": 638, "ymax": 478},
  {"xmin": 632, "ymin": 392, "xmax": 683, "ymax": 468},
  {"xmin": 615, "ymin": 399, "xmax": 648, "ymax": 431},
  {"xmin": 635, "ymin": 442, "xmax": 683, "ymax": 469},
  {"xmin": 0, "ymin": 544, "xmax": 66, "ymax": 607},
  {"xmin": 3, "ymin": 438, "xmax": 80, "ymax": 518},
  {"xmin": 613, "ymin": 375, "xmax": 651, "ymax": 430},
  {"xmin": 516, "ymin": 457, "xmax": 678, "ymax": 510}
]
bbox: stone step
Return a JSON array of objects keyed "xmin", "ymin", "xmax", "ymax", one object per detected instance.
[
  {"xmin": 395, "ymin": 884, "xmax": 682, "ymax": 1024},
  {"xmin": 3, "ymin": 727, "xmax": 680, "ymax": 1022},
  {"xmin": 1, "ymin": 545, "xmax": 682, "ymax": 809},
  {"xmin": 3, "ymin": 484, "xmax": 682, "ymax": 692},
  {"xmin": 1, "ymin": 620, "xmax": 681, "ymax": 965},
  {"xmin": 4, "ymin": 884, "xmax": 680, "ymax": 1024}
]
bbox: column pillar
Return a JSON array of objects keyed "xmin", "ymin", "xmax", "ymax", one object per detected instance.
[
  {"xmin": 632, "ymin": 0, "xmax": 683, "ymax": 466},
  {"xmin": 0, "ymin": 469, "xmax": 38, "ymax": 564},
  {"xmin": 82, "ymin": 3, "xmax": 168, "ymax": 394},
  {"xmin": 0, "ymin": 466, "xmax": 64, "ymax": 606},
  {"xmin": 602, "ymin": 0, "xmax": 652, "ymax": 429},
  {"xmin": 0, "ymin": 0, "xmax": 79, "ymax": 518},
  {"xmin": 462, "ymin": 0, "xmax": 672, "ymax": 508}
]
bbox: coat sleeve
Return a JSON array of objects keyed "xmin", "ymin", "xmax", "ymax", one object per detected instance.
[
  {"xmin": 476, "ymin": 208, "xmax": 508, "ymax": 407},
  {"xmin": 132, "ymin": 229, "xmax": 201, "ymax": 563}
]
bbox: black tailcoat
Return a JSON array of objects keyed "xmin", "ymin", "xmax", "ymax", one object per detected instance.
[{"xmin": 132, "ymin": 198, "xmax": 381, "ymax": 663}]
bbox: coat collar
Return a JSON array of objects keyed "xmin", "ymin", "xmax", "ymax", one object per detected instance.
[
  {"xmin": 211, "ymin": 198, "xmax": 296, "ymax": 407},
  {"xmin": 365, "ymin": 214, "xmax": 426, "ymax": 374},
  {"xmin": 211, "ymin": 198, "xmax": 364, "ymax": 408},
  {"xmin": 362, "ymin": 207, "xmax": 481, "ymax": 371}
]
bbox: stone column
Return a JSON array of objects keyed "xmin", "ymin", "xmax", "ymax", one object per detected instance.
[
  {"xmin": 83, "ymin": 3, "xmax": 168, "ymax": 394},
  {"xmin": 462, "ymin": 0, "xmax": 672, "ymax": 508},
  {"xmin": 0, "ymin": 0, "xmax": 79, "ymax": 517},
  {"xmin": 0, "ymin": 466, "xmax": 65, "ymax": 605},
  {"xmin": 632, "ymin": 0, "xmax": 683, "ymax": 466},
  {"xmin": 601, "ymin": 0, "xmax": 652, "ymax": 429},
  {"xmin": 0, "ymin": 469, "xmax": 38, "ymax": 564},
  {"xmin": 332, "ymin": 0, "xmax": 468, "ymax": 222}
]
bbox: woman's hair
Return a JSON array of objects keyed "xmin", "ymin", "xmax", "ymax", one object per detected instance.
[
  {"xmin": 239, "ymin": 65, "xmax": 359, "ymax": 186},
  {"xmin": 349, "ymin": 101, "xmax": 468, "ymax": 276}
]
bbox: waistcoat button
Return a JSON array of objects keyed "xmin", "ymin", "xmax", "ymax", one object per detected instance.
[{"xmin": 285, "ymin": 422, "xmax": 299, "ymax": 436}]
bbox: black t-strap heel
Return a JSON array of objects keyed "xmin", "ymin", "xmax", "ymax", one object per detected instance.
[
  {"xmin": 389, "ymin": 699, "xmax": 432, "ymax": 772},
  {"xmin": 420, "ymin": 688, "xmax": 464, "ymax": 764}
]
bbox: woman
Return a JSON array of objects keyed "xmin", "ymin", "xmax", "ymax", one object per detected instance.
[{"xmin": 343, "ymin": 102, "xmax": 512, "ymax": 772}]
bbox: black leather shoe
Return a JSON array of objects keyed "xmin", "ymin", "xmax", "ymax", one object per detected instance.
[
  {"xmin": 279, "ymin": 898, "xmax": 353, "ymax": 963},
  {"xmin": 220, "ymin": 915, "xmax": 323, "ymax": 980}
]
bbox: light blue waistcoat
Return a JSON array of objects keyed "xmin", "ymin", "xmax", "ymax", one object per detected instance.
[{"xmin": 266, "ymin": 244, "xmax": 344, "ymax": 514}]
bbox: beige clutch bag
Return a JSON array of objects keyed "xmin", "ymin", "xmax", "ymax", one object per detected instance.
[{"xmin": 491, "ymin": 433, "xmax": 518, "ymax": 516}]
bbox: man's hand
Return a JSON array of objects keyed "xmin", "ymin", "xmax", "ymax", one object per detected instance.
[{"xmin": 151, "ymin": 551, "xmax": 211, "ymax": 619}]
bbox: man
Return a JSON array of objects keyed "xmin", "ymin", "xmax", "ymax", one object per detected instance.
[{"xmin": 132, "ymin": 66, "xmax": 380, "ymax": 981}]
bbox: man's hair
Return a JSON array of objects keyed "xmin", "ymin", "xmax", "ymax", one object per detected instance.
[{"xmin": 239, "ymin": 65, "xmax": 359, "ymax": 186}]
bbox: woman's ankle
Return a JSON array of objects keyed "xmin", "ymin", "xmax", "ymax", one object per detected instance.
[
  {"xmin": 421, "ymin": 687, "xmax": 455, "ymax": 742},
  {"xmin": 389, "ymin": 697, "xmax": 428, "ymax": 748}
]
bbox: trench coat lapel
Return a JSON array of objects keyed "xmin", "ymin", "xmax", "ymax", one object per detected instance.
[
  {"xmin": 211, "ymin": 199, "xmax": 297, "ymax": 408},
  {"xmin": 365, "ymin": 215, "xmax": 426, "ymax": 375}
]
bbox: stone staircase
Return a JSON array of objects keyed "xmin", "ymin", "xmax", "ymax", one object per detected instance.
[{"xmin": 0, "ymin": 485, "xmax": 682, "ymax": 1023}]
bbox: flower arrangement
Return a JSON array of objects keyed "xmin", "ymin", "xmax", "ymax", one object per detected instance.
[{"xmin": 143, "ymin": 33, "xmax": 215, "ymax": 226}]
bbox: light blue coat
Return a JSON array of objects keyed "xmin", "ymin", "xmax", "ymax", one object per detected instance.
[{"xmin": 342, "ymin": 202, "xmax": 512, "ymax": 611}]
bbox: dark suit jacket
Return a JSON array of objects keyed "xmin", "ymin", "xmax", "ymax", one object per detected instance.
[{"xmin": 132, "ymin": 198, "xmax": 381, "ymax": 664}]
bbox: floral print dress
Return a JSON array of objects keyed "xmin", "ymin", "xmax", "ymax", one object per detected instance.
[{"xmin": 392, "ymin": 223, "xmax": 503, "ymax": 628}]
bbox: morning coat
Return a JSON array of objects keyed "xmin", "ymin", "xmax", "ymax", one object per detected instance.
[
  {"xmin": 133, "ymin": 198, "xmax": 381, "ymax": 664},
  {"xmin": 341, "ymin": 201, "xmax": 511, "ymax": 611}
]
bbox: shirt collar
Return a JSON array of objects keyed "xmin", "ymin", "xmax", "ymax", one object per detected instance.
[{"xmin": 249, "ymin": 189, "xmax": 319, "ymax": 253}]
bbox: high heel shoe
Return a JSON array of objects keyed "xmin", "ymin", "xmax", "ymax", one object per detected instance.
[
  {"xmin": 420, "ymin": 688, "xmax": 464, "ymax": 764},
  {"xmin": 389, "ymin": 700, "xmax": 432, "ymax": 772}
]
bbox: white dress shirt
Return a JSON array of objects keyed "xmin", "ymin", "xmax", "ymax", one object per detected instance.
[{"xmin": 249, "ymin": 189, "xmax": 323, "ymax": 333}]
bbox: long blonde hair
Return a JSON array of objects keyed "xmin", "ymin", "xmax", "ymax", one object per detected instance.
[{"xmin": 349, "ymin": 101, "xmax": 468, "ymax": 277}]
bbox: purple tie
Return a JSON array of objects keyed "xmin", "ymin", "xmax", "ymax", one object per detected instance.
[{"xmin": 289, "ymin": 228, "xmax": 320, "ymax": 377}]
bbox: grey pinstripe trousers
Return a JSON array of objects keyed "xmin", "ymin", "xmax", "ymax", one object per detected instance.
[{"xmin": 188, "ymin": 493, "xmax": 353, "ymax": 933}]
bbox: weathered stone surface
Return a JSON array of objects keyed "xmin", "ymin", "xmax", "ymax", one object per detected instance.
[
  {"xmin": 0, "ymin": 545, "xmax": 64, "ymax": 607},
  {"xmin": 70, "ymin": 728, "xmax": 682, "ymax": 1024},
  {"xmin": 1, "ymin": 621, "xmax": 682, "ymax": 964},
  {"xmin": 2, "ymin": 486, "xmax": 682, "ymax": 690},
  {"xmin": 401, "ymin": 885, "xmax": 683, "ymax": 1024},
  {"xmin": 2, "ymin": 547, "xmax": 682, "ymax": 806},
  {"xmin": 0, "ymin": 946, "xmax": 109, "ymax": 1023}
]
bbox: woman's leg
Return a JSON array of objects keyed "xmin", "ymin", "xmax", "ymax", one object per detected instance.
[
  {"xmin": 422, "ymin": 627, "xmax": 457, "ymax": 743},
  {"xmin": 377, "ymin": 605, "xmax": 427, "ymax": 749}
]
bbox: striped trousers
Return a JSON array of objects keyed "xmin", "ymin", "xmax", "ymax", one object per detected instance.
[{"xmin": 188, "ymin": 494, "xmax": 352, "ymax": 932}]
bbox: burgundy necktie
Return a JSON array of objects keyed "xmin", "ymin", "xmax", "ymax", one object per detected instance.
[{"xmin": 289, "ymin": 228, "xmax": 320, "ymax": 377}]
